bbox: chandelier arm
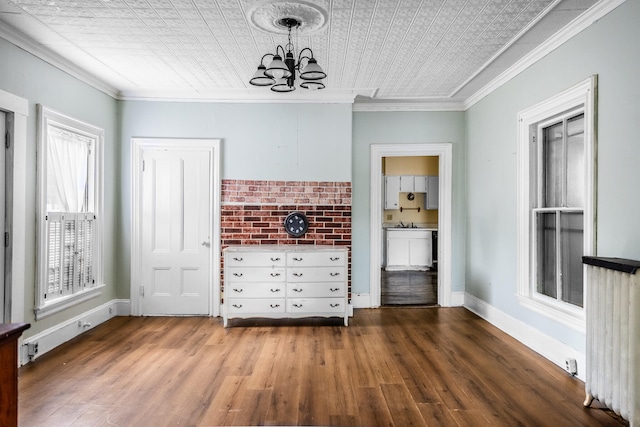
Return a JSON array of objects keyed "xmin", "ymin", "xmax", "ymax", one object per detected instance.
[
  {"xmin": 259, "ymin": 53, "xmax": 274, "ymax": 66},
  {"xmin": 275, "ymin": 45, "xmax": 286, "ymax": 58},
  {"xmin": 297, "ymin": 47, "xmax": 315, "ymax": 60}
]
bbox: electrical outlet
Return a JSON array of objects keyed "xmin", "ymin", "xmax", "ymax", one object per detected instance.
[
  {"xmin": 565, "ymin": 358, "xmax": 577, "ymax": 375},
  {"xmin": 27, "ymin": 342, "xmax": 38, "ymax": 358}
]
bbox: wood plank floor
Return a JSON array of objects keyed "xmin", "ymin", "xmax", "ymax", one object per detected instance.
[
  {"xmin": 381, "ymin": 269, "xmax": 438, "ymax": 305},
  {"xmin": 18, "ymin": 308, "xmax": 626, "ymax": 426}
]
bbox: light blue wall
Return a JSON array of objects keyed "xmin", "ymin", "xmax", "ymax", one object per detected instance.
[
  {"xmin": 117, "ymin": 101, "xmax": 352, "ymax": 297},
  {"xmin": 0, "ymin": 38, "xmax": 119, "ymax": 337},
  {"xmin": 351, "ymin": 111, "xmax": 466, "ymax": 294},
  {"xmin": 465, "ymin": 0, "xmax": 640, "ymax": 350}
]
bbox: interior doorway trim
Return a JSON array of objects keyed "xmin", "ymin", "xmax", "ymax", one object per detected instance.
[
  {"xmin": 370, "ymin": 143, "xmax": 453, "ymax": 307},
  {"xmin": 0, "ymin": 89, "xmax": 27, "ymax": 323},
  {"xmin": 131, "ymin": 138, "xmax": 221, "ymax": 317}
]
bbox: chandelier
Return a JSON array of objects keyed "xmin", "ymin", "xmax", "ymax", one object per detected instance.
[{"xmin": 249, "ymin": 18, "xmax": 326, "ymax": 92}]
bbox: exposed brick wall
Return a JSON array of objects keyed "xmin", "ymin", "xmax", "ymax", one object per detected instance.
[{"xmin": 220, "ymin": 179, "xmax": 352, "ymax": 300}]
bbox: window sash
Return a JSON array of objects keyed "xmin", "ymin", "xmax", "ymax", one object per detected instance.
[{"xmin": 533, "ymin": 209, "xmax": 584, "ymax": 308}]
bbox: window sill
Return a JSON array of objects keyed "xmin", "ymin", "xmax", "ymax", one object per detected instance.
[
  {"xmin": 34, "ymin": 285, "xmax": 105, "ymax": 320},
  {"xmin": 517, "ymin": 294, "xmax": 585, "ymax": 333}
]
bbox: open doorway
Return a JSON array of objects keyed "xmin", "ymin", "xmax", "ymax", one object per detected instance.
[
  {"xmin": 381, "ymin": 155, "xmax": 438, "ymax": 305},
  {"xmin": 370, "ymin": 144, "xmax": 452, "ymax": 308}
]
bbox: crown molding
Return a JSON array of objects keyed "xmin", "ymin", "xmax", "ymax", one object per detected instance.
[
  {"xmin": 352, "ymin": 100, "xmax": 465, "ymax": 112},
  {"xmin": 463, "ymin": 0, "xmax": 626, "ymax": 110},
  {"xmin": 0, "ymin": 22, "xmax": 120, "ymax": 99},
  {"xmin": 115, "ymin": 88, "xmax": 378, "ymax": 104}
]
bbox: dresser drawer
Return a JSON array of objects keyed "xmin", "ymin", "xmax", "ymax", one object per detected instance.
[
  {"xmin": 287, "ymin": 282, "xmax": 345, "ymax": 298},
  {"xmin": 287, "ymin": 298, "xmax": 346, "ymax": 313},
  {"xmin": 287, "ymin": 252, "xmax": 346, "ymax": 267},
  {"xmin": 225, "ymin": 252, "xmax": 286, "ymax": 267},
  {"xmin": 227, "ymin": 298, "xmax": 285, "ymax": 313},
  {"xmin": 227, "ymin": 283, "xmax": 285, "ymax": 298},
  {"xmin": 226, "ymin": 267, "xmax": 285, "ymax": 282},
  {"xmin": 287, "ymin": 267, "xmax": 345, "ymax": 282}
]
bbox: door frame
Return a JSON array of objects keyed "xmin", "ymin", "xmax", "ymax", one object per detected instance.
[
  {"xmin": 0, "ymin": 89, "xmax": 27, "ymax": 323},
  {"xmin": 370, "ymin": 143, "xmax": 453, "ymax": 307},
  {"xmin": 131, "ymin": 138, "xmax": 221, "ymax": 317}
]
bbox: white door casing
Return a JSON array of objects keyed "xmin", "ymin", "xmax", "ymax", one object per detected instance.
[
  {"xmin": 0, "ymin": 112, "xmax": 5, "ymax": 321},
  {"xmin": 370, "ymin": 143, "xmax": 453, "ymax": 307},
  {"xmin": 131, "ymin": 138, "xmax": 221, "ymax": 316}
]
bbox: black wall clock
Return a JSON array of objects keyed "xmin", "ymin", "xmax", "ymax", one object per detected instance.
[{"xmin": 284, "ymin": 211, "xmax": 309, "ymax": 237}]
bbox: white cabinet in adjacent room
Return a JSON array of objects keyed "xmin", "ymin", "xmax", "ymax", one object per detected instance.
[
  {"xmin": 399, "ymin": 175, "xmax": 414, "ymax": 192},
  {"xmin": 425, "ymin": 176, "xmax": 439, "ymax": 210},
  {"xmin": 413, "ymin": 176, "xmax": 428, "ymax": 193},
  {"xmin": 385, "ymin": 229, "xmax": 433, "ymax": 270},
  {"xmin": 384, "ymin": 175, "xmax": 400, "ymax": 209}
]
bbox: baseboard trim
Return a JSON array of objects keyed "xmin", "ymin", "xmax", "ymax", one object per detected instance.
[
  {"xmin": 464, "ymin": 293, "xmax": 585, "ymax": 381},
  {"xmin": 450, "ymin": 291, "xmax": 465, "ymax": 306},
  {"xmin": 20, "ymin": 299, "xmax": 131, "ymax": 366},
  {"xmin": 351, "ymin": 293, "xmax": 371, "ymax": 308}
]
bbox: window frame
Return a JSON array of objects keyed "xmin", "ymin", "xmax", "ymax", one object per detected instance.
[
  {"xmin": 516, "ymin": 77, "xmax": 597, "ymax": 332},
  {"xmin": 35, "ymin": 105, "xmax": 104, "ymax": 320}
]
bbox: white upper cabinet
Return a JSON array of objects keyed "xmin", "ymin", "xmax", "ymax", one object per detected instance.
[
  {"xmin": 413, "ymin": 176, "xmax": 428, "ymax": 193},
  {"xmin": 399, "ymin": 175, "xmax": 414, "ymax": 192},
  {"xmin": 384, "ymin": 175, "xmax": 400, "ymax": 209},
  {"xmin": 425, "ymin": 176, "xmax": 439, "ymax": 210}
]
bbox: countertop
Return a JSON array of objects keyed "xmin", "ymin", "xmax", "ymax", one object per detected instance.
[{"xmin": 383, "ymin": 223, "xmax": 438, "ymax": 231}]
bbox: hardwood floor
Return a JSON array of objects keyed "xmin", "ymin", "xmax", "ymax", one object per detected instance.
[
  {"xmin": 381, "ymin": 269, "xmax": 438, "ymax": 305},
  {"xmin": 18, "ymin": 308, "xmax": 626, "ymax": 426}
]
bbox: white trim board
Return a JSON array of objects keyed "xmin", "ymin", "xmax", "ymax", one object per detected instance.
[
  {"xmin": 20, "ymin": 299, "xmax": 131, "ymax": 366},
  {"xmin": 464, "ymin": 293, "xmax": 586, "ymax": 381},
  {"xmin": 369, "ymin": 143, "xmax": 453, "ymax": 308},
  {"xmin": 0, "ymin": 88, "xmax": 28, "ymax": 324}
]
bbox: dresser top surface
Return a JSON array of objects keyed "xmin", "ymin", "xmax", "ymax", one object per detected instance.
[{"xmin": 224, "ymin": 244, "xmax": 348, "ymax": 253}]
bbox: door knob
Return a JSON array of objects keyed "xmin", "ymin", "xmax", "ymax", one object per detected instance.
[{"xmin": 201, "ymin": 241, "xmax": 211, "ymax": 247}]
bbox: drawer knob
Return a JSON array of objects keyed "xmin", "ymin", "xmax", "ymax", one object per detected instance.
[
  {"xmin": 270, "ymin": 304, "xmax": 280, "ymax": 308},
  {"xmin": 270, "ymin": 272, "xmax": 281, "ymax": 277},
  {"xmin": 293, "ymin": 273, "xmax": 303, "ymax": 277},
  {"xmin": 270, "ymin": 288, "xmax": 281, "ymax": 293},
  {"xmin": 330, "ymin": 288, "xmax": 340, "ymax": 292},
  {"xmin": 233, "ymin": 288, "xmax": 243, "ymax": 293},
  {"xmin": 293, "ymin": 288, "xmax": 303, "ymax": 293},
  {"xmin": 330, "ymin": 257, "xmax": 340, "ymax": 261},
  {"xmin": 233, "ymin": 273, "xmax": 243, "ymax": 277},
  {"xmin": 233, "ymin": 257, "xmax": 243, "ymax": 262},
  {"xmin": 271, "ymin": 257, "xmax": 281, "ymax": 261},
  {"xmin": 330, "ymin": 272, "xmax": 340, "ymax": 277},
  {"xmin": 330, "ymin": 303, "xmax": 340, "ymax": 308},
  {"xmin": 232, "ymin": 304, "xmax": 243, "ymax": 308},
  {"xmin": 293, "ymin": 257, "xmax": 303, "ymax": 261},
  {"xmin": 293, "ymin": 303, "xmax": 303, "ymax": 308}
]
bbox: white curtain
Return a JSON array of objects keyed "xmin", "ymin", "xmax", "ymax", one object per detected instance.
[{"xmin": 47, "ymin": 127, "xmax": 91, "ymax": 212}]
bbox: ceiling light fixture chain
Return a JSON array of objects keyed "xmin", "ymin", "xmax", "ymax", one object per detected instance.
[{"xmin": 249, "ymin": 17, "xmax": 326, "ymax": 92}]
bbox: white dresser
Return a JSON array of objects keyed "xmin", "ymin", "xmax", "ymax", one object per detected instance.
[{"xmin": 223, "ymin": 245, "xmax": 349, "ymax": 327}]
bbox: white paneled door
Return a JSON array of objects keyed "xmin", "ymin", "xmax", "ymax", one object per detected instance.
[{"xmin": 140, "ymin": 147, "xmax": 212, "ymax": 315}]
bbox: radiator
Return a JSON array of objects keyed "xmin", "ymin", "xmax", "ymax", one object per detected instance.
[{"xmin": 583, "ymin": 256, "xmax": 640, "ymax": 426}]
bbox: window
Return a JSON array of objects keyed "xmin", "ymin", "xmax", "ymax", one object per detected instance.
[
  {"xmin": 517, "ymin": 77, "xmax": 596, "ymax": 330},
  {"xmin": 36, "ymin": 106, "xmax": 104, "ymax": 319}
]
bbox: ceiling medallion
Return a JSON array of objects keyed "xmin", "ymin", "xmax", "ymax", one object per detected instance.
[{"xmin": 247, "ymin": 1, "xmax": 328, "ymax": 35}]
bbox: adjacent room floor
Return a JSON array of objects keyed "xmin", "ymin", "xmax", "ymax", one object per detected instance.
[{"xmin": 381, "ymin": 268, "xmax": 438, "ymax": 305}]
